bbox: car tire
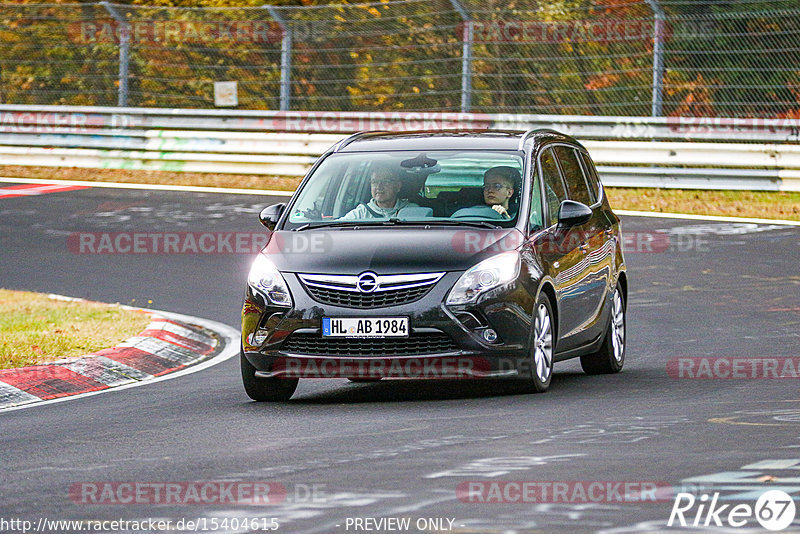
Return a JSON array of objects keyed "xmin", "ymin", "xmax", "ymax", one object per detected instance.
[
  {"xmin": 580, "ymin": 284, "xmax": 626, "ymax": 375},
  {"xmin": 522, "ymin": 293, "xmax": 555, "ymax": 393},
  {"xmin": 241, "ymin": 351, "xmax": 298, "ymax": 401}
]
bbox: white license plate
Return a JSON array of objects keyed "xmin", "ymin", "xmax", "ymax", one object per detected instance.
[{"xmin": 322, "ymin": 317, "xmax": 409, "ymax": 338}]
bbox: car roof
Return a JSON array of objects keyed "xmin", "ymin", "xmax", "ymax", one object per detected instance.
[{"xmin": 333, "ymin": 129, "xmax": 584, "ymax": 153}]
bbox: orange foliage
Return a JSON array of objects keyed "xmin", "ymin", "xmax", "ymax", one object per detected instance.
[
  {"xmin": 667, "ymin": 73, "xmax": 716, "ymax": 117},
  {"xmin": 586, "ymin": 73, "xmax": 620, "ymax": 91}
]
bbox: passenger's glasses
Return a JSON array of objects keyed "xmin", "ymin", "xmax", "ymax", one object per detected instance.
[{"xmin": 483, "ymin": 183, "xmax": 509, "ymax": 191}]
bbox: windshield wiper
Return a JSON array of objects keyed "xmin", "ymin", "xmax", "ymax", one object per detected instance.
[
  {"xmin": 293, "ymin": 219, "xmax": 503, "ymax": 231},
  {"xmin": 383, "ymin": 217, "xmax": 504, "ymax": 229},
  {"xmin": 415, "ymin": 220, "xmax": 503, "ymax": 229},
  {"xmin": 293, "ymin": 220, "xmax": 399, "ymax": 231},
  {"xmin": 294, "ymin": 222, "xmax": 354, "ymax": 231}
]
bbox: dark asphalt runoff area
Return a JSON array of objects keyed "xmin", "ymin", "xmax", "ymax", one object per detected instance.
[{"xmin": 1, "ymin": 183, "xmax": 800, "ymax": 534}]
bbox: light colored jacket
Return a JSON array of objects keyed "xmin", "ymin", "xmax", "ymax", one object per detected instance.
[{"xmin": 341, "ymin": 198, "xmax": 418, "ymax": 220}]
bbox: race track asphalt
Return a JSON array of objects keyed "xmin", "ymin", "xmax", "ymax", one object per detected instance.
[{"xmin": 1, "ymin": 184, "xmax": 799, "ymax": 533}]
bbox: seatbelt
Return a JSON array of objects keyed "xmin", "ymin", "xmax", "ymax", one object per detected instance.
[{"xmin": 363, "ymin": 204, "xmax": 383, "ymax": 218}]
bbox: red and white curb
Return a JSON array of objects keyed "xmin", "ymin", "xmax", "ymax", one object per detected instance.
[
  {"xmin": 0, "ymin": 183, "xmax": 91, "ymax": 198},
  {"xmin": 0, "ymin": 301, "xmax": 239, "ymax": 412}
]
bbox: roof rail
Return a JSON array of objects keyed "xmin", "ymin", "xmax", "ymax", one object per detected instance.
[
  {"xmin": 518, "ymin": 128, "xmax": 539, "ymax": 150},
  {"xmin": 332, "ymin": 131, "xmax": 386, "ymax": 153}
]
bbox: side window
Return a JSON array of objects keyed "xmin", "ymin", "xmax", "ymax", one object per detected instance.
[
  {"xmin": 540, "ymin": 148, "xmax": 566, "ymax": 228},
  {"xmin": 332, "ymin": 163, "xmax": 369, "ymax": 216},
  {"xmin": 554, "ymin": 146, "xmax": 592, "ymax": 206},
  {"xmin": 579, "ymin": 151, "xmax": 601, "ymax": 204}
]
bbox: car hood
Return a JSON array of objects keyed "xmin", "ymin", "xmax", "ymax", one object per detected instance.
[{"xmin": 262, "ymin": 227, "xmax": 525, "ymax": 274}]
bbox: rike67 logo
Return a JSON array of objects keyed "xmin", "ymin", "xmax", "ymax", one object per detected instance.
[{"xmin": 668, "ymin": 490, "xmax": 796, "ymax": 531}]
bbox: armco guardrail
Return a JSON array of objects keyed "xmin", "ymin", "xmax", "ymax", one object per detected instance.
[
  {"xmin": 2, "ymin": 105, "xmax": 800, "ymax": 141},
  {"xmin": 0, "ymin": 105, "xmax": 799, "ymax": 191}
]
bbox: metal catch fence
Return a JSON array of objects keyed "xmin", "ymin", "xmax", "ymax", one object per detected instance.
[{"xmin": 1, "ymin": 1, "xmax": 799, "ymax": 117}]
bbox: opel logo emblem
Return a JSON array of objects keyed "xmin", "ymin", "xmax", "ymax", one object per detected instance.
[{"xmin": 357, "ymin": 272, "xmax": 379, "ymax": 293}]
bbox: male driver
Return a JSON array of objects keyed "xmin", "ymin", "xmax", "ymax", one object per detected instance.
[
  {"xmin": 341, "ymin": 165, "xmax": 418, "ymax": 219},
  {"xmin": 481, "ymin": 166, "xmax": 518, "ymax": 219}
]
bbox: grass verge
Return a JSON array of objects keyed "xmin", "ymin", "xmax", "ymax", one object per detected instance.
[
  {"xmin": 604, "ymin": 187, "xmax": 800, "ymax": 222},
  {"xmin": 1, "ymin": 165, "xmax": 798, "ymax": 221},
  {"xmin": 0, "ymin": 165, "xmax": 301, "ymax": 191},
  {"xmin": 0, "ymin": 289, "xmax": 152, "ymax": 370}
]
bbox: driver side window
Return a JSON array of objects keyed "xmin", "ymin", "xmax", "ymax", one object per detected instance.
[{"xmin": 540, "ymin": 148, "xmax": 567, "ymax": 228}]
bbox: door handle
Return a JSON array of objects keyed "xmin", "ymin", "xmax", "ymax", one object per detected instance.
[
  {"xmin": 605, "ymin": 229, "xmax": 614, "ymax": 237},
  {"xmin": 579, "ymin": 242, "xmax": 589, "ymax": 253}
]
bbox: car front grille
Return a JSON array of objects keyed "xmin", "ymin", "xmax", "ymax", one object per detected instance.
[
  {"xmin": 304, "ymin": 284, "xmax": 433, "ymax": 308},
  {"xmin": 281, "ymin": 333, "xmax": 459, "ymax": 357},
  {"xmin": 298, "ymin": 272, "xmax": 444, "ymax": 309}
]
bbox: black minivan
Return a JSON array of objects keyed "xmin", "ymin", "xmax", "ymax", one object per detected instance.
[{"xmin": 241, "ymin": 130, "xmax": 627, "ymax": 401}]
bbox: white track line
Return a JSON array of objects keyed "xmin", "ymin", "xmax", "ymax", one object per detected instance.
[
  {"xmin": 0, "ymin": 176, "xmax": 294, "ymax": 196},
  {"xmin": 2, "ymin": 176, "xmax": 798, "ymax": 225},
  {"xmin": 615, "ymin": 209, "xmax": 800, "ymax": 226},
  {"xmin": 0, "ymin": 308, "xmax": 240, "ymax": 414}
]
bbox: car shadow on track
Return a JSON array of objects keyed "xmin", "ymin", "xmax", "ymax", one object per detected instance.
[{"xmin": 263, "ymin": 370, "xmax": 643, "ymax": 405}]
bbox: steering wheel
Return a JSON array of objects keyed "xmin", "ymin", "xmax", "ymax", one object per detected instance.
[{"xmin": 451, "ymin": 205, "xmax": 505, "ymax": 220}]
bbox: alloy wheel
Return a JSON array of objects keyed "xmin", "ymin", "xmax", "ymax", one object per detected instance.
[
  {"xmin": 611, "ymin": 289, "xmax": 625, "ymax": 364},
  {"xmin": 533, "ymin": 303, "xmax": 553, "ymax": 382}
]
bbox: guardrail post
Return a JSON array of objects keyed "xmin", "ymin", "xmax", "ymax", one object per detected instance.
[
  {"xmin": 266, "ymin": 6, "xmax": 292, "ymax": 112},
  {"xmin": 646, "ymin": 0, "xmax": 665, "ymax": 117},
  {"xmin": 448, "ymin": 0, "xmax": 472, "ymax": 113},
  {"xmin": 100, "ymin": 1, "xmax": 129, "ymax": 107}
]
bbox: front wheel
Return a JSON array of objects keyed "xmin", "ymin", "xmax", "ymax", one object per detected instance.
[
  {"xmin": 580, "ymin": 284, "xmax": 626, "ymax": 375},
  {"xmin": 241, "ymin": 351, "xmax": 298, "ymax": 401},
  {"xmin": 521, "ymin": 293, "xmax": 555, "ymax": 393}
]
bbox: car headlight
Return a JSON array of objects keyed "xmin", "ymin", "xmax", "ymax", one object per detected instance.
[
  {"xmin": 446, "ymin": 251, "xmax": 520, "ymax": 306},
  {"xmin": 247, "ymin": 254, "xmax": 292, "ymax": 307}
]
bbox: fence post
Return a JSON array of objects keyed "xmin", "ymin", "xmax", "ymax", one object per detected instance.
[
  {"xmin": 646, "ymin": 0, "xmax": 665, "ymax": 117},
  {"xmin": 447, "ymin": 0, "xmax": 472, "ymax": 113},
  {"xmin": 100, "ymin": 1, "xmax": 129, "ymax": 107},
  {"xmin": 266, "ymin": 6, "xmax": 292, "ymax": 112}
]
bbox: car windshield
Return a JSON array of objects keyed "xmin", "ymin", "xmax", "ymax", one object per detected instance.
[{"xmin": 284, "ymin": 150, "xmax": 528, "ymax": 229}]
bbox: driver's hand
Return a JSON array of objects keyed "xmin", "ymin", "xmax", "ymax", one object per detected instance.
[{"xmin": 491, "ymin": 205, "xmax": 510, "ymax": 219}]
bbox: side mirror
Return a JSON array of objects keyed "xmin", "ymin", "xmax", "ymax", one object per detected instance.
[
  {"xmin": 557, "ymin": 200, "xmax": 592, "ymax": 228},
  {"xmin": 259, "ymin": 203, "xmax": 286, "ymax": 231}
]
